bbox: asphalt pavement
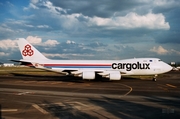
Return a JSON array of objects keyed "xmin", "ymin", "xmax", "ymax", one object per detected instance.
[{"xmin": 0, "ymin": 71, "xmax": 180, "ymax": 119}]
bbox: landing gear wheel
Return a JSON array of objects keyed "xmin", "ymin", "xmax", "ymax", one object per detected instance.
[
  {"xmin": 152, "ymin": 74, "xmax": 157, "ymax": 82},
  {"xmin": 152, "ymin": 78, "xmax": 156, "ymax": 82}
]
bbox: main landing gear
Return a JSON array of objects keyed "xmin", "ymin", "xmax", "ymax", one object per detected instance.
[{"xmin": 152, "ymin": 74, "xmax": 157, "ymax": 82}]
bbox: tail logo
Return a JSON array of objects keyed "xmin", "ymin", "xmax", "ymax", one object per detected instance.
[{"xmin": 22, "ymin": 44, "xmax": 34, "ymax": 56}]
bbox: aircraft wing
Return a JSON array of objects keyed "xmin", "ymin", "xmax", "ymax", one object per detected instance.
[
  {"xmin": 11, "ymin": 60, "xmax": 69, "ymax": 75},
  {"xmin": 31, "ymin": 63, "xmax": 69, "ymax": 75}
]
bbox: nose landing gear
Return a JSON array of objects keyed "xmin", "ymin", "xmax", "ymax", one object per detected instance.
[{"xmin": 152, "ymin": 74, "xmax": 157, "ymax": 81}]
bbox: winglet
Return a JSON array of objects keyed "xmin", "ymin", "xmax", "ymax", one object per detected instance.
[{"xmin": 18, "ymin": 38, "xmax": 48, "ymax": 60}]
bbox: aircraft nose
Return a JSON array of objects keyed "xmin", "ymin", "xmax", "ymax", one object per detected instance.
[{"xmin": 164, "ymin": 63, "xmax": 172, "ymax": 72}]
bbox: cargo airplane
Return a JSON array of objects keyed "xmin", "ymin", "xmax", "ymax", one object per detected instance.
[{"xmin": 12, "ymin": 38, "xmax": 172, "ymax": 81}]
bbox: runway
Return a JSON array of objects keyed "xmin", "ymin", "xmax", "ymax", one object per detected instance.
[{"xmin": 0, "ymin": 71, "xmax": 180, "ymax": 119}]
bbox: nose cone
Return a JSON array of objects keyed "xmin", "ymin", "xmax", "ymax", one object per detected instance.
[{"xmin": 163, "ymin": 63, "xmax": 172, "ymax": 73}]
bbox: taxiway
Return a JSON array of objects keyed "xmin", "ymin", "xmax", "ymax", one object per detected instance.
[{"xmin": 0, "ymin": 71, "xmax": 180, "ymax": 119}]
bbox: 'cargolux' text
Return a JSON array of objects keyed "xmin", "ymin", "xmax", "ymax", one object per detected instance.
[{"xmin": 112, "ymin": 62, "xmax": 150, "ymax": 71}]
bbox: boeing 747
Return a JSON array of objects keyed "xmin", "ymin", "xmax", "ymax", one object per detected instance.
[{"xmin": 12, "ymin": 38, "xmax": 172, "ymax": 81}]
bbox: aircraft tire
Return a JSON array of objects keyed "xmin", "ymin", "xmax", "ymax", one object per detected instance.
[{"xmin": 152, "ymin": 78, "xmax": 157, "ymax": 82}]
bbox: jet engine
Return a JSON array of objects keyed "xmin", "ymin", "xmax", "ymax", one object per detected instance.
[
  {"xmin": 106, "ymin": 71, "xmax": 121, "ymax": 80},
  {"xmin": 82, "ymin": 71, "xmax": 95, "ymax": 80}
]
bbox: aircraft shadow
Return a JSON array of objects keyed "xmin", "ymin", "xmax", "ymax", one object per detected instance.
[
  {"xmin": 10, "ymin": 72, "xmax": 150, "ymax": 82},
  {"xmin": 10, "ymin": 73, "xmax": 115, "ymax": 83}
]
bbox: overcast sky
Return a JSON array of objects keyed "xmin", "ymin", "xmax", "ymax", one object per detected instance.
[{"xmin": 0, "ymin": 0, "xmax": 180, "ymax": 63}]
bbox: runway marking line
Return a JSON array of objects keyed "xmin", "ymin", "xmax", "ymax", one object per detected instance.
[
  {"xmin": 120, "ymin": 83, "xmax": 133, "ymax": 96},
  {"xmin": 1, "ymin": 109, "xmax": 18, "ymax": 112},
  {"xmin": 157, "ymin": 84, "xmax": 169, "ymax": 89},
  {"xmin": 166, "ymin": 84, "xmax": 177, "ymax": 88},
  {"xmin": 16, "ymin": 91, "xmax": 34, "ymax": 95},
  {"xmin": 32, "ymin": 104, "xmax": 49, "ymax": 114},
  {"xmin": 158, "ymin": 86, "xmax": 168, "ymax": 91},
  {"xmin": 37, "ymin": 81, "xmax": 48, "ymax": 84},
  {"xmin": 74, "ymin": 102, "xmax": 88, "ymax": 107},
  {"xmin": 51, "ymin": 82, "xmax": 63, "ymax": 85}
]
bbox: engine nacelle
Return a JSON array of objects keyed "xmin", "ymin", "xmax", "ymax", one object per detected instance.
[
  {"xmin": 82, "ymin": 71, "xmax": 95, "ymax": 80},
  {"xmin": 108, "ymin": 71, "xmax": 121, "ymax": 80}
]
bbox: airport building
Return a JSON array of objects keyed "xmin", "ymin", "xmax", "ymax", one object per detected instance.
[{"xmin": 0, "ymin": 63, "xmax": 15, "ymax": 67}]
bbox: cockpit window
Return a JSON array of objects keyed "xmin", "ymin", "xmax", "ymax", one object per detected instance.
[{"xmin": 158, "ymin": 60, "xmax": 162, "ymax": 62}]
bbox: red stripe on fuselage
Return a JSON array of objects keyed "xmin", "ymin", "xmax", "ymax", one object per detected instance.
[{"xmin": 44, "ymin": 64, "xmax": 111, "ymax": 66}]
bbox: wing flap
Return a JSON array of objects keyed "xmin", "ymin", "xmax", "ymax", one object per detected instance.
[
  {"xmin": 98, "ymin": 71, "xmax": 128, "ymax": 77},
  {"xmin": 31, "ymin": 63, "xmax": 69, "ymax": 75}
]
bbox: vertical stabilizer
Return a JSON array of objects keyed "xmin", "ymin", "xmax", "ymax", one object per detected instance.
[{"xmin": 18, "ymin": 38, "xmax": 48, "ymax": 60}]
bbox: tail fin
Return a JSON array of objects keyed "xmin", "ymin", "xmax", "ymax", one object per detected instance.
[{"xmin": 18, "ymin": 38, "xmax": 48, "ymax": 60}]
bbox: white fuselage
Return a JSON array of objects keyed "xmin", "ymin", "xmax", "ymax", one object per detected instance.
[
  {"xmin": 16, "ymin": 38, "xmax": 172, "ymax": 81},
  {"xmin": 21, "ymin": 58, "xmax": 172, "ymax": 76}
]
